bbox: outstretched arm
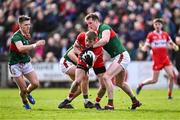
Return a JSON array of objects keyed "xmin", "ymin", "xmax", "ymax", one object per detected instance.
[
  {"xmin": 93, "ymin": 30, "xmax": 110, "ymax": 48},
  {"xmin": 15, "ymin": 40, "xmax": 45, "ymax": 53}
]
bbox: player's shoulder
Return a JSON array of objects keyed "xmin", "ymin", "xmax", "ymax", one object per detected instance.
[
  {"xmin": 12, "ymin": 30, "xmax": 22, "ymax": 41},
  {"xmin": 79, "ymin": 32, "xmax": 86, "ymax": 37},
  {"xmin": 77, "ymin": 32, "xmax": 86, "ymax": 39},
  {"xmin": 12, "ymin": 30, "xmax": 21, "ymax": 37},
  {"xmin": 147, "ymin": 31, "xmax": 154, "ymax": 36},
  {"xmin": 162, "ymin": 31, "xmax": 169, "ymax": 36},
  {"xmin": 100, "ymin": 24, "xmax": 111, "ymax": 30}
]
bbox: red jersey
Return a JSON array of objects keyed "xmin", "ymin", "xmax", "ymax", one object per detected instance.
[
  {"xmin": 145, "ymin": 31, "xmax": 171, "ymax": 70},
  {"xmin": 76, "ymin": 32, "xmax": 104, "ymax": 68}
]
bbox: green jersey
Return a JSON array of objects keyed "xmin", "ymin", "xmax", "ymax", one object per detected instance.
[
  {"xmin": 98, "ymin": 24, "xmax": 126, "ymax": 58},
  {"xmin": 63, "ymin": 46, "xmax": 77, "ymax": 65},
  {"xmin": 8, "ymin": 30, "xmax": 31, "ymax": 65}
]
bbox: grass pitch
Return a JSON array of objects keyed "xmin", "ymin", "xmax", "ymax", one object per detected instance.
[{"xmin": 0, "ymin": 88, "xmax": 180, "ymax": 120}]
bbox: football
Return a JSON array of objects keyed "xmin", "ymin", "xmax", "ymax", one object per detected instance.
[{"xmin": 81, "ymin": 50, "xmax": 96, "ymax": 67}]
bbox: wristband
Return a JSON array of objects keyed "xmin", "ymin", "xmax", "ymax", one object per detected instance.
[{"xmin": 32, "ymin": 44, "xmax": 37, "ymax": 48}]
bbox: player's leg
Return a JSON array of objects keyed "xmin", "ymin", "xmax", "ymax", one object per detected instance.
[
  {"xmin": 103, "ymin": 61, "xmax": 123, "ymax": 109},
  {"xmin": 136, "ymin": 70, "xmax": 160, "ymax": 95},
  {"xmin": 14, "ymin": 75, "xmax": 31, "ymax": 109},
  {"xmin": 115, "ymin": 71, "xmax": 141, "ymax": 109},
  {"xmin": 66, "ymin": 66, "xmax": 82, "ymax": 101},
  {"xmin": 81, "ymin": 74, "xmax": 94, "ymax": 108},
  {"xmin": 9, "ymin": 64, "xmax": 31, "ymax": 109},
  {"xmin": 164, "ymin": 65, "xmax": 174, "ymax": 99},
  {"xmin": 23, "ymin": 62, "xmax": 39, "ymax": 105},
  {"xmin": 58, "ymin": 68, "xmax": 87, "ymax": 108},
  {"xmin": 95, "ymin": 73, "xmax": 106, "ymax": 110}
]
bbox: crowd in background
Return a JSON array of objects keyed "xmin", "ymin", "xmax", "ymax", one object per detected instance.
[{"xmin": 0, "ymin": 0, "xmax": 180, "ymax": 63}]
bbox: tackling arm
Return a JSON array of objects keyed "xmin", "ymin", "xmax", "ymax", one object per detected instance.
[
  {"xmin": 93, "ymin": 30, "xmax": 110, "ymax": 48},
  {"xmin": 67, "ymin": 48, "xmax": 78, "ymax": 64}
]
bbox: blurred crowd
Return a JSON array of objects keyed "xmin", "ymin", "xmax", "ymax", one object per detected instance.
[{"xmin": 0, "ymin": 0, "xmax": 180, "ymax": 62}]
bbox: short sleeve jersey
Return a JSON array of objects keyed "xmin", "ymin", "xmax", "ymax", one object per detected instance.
[
  {"xmin": 98, "ymin": 24, "xmax": 126, "ymax": 58},
  {"xmin": 145, "ymin": 31, "xmax": 170, "ymax": 62},
  {"xmin": 9, "ymin": 30, "xmax": 31, "ymax": 65}
]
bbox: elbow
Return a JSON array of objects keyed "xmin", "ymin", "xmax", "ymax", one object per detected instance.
[{"xmin": 18, "ymin": 47, "xmax": 26, "ymax": 53}]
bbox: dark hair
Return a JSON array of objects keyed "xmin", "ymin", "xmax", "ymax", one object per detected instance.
[
  {"xmin": 153, "ymin": 18, "xmax": 164, "ymax": 24},
  {"xmin": 85, "ymin": 13, "xmax": 100, "ymax": 21},
  {"xmin": 18, "ymin": 15, "xmax": 31, "ymax": 23},
  {"xmin": 86, "ymin": 31, "xmax": 97, "ymax": 41}
]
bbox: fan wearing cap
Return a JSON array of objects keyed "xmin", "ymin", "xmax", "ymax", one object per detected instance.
[{"xmin": 137, "ymin": 18, "xmax": 179, "ymax": 99}]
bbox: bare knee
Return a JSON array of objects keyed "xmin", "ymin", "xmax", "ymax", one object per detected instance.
[
  {"xmin": 20, "ymin": 88, "xmax": 27, "ymax": 96},
  {"xmin": 169, "ymin": 73, "xmax": 175, "ymax": 81},
  {"xmin": 103, "ymin": 73, "xmax": 110, "ymax": 82},
  {"xmin": 100, "ymin": 85, "xmax": 106, "ymax": 91},
  {"xmin": 151, "ymin": 79, "xmax": 158, "ymax": 84},
  {"xmin": 31, "ymin": 80, "xmax": 39, "ymax": 88},
  {"xmin": 118, "ymin": 82, "xmax": 125, "ymax": 88}
]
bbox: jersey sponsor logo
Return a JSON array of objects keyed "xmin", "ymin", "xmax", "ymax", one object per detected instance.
[{"xmin": 151, "ymin": 39, "xmax": 167, "ymax": 48}]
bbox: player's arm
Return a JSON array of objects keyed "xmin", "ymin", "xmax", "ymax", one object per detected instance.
[
  {"xmin": 93, "ymin": 30, "xmax": 110, "ymax": 48},
  {"xmin": 73, "ymin": 41, "xmax": 82, "ymax": 55},
  {"xmin": 139, "ymin": 41, "xmax": 150, "ymax": 52},
  {"xmin": 67, "ymin": 48, "xmax": 78, "ymax": 64},
  {"xmin": 168, "ymin": 37, "xmax": 179, "ymax": 51},
  {"xmin": 15, "ymin": 40, "xmax": 45, "ymax": 53}
]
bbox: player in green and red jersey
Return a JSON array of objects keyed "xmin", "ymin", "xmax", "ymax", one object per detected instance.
[
  {"xmin": 9, "ymin": 15, "xmax": 45, "ymax": 110},
  {"xmin": 85, "ymin": 13, "xmax": 141, "ymax": 110}
]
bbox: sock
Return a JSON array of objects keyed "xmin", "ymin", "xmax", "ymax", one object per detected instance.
[
  {"xmin": 168, "ymin": 91, "xmax": 172, "ymax": 97},
  {"xmin": 107, "ymin": 99, "xmax": 113, "ymax": 106},
  {"xmin": 131, "ymin": 96, "xmax": 137, "ymax": 103},
  {"xmin": 95, "ymin": 97, "xmax": 101, "ymax": 103},
  {"xmin": 139, "ymin": 83, "xmax": 144, "ymax": 87},
  {"xmin": 68, "ymin": 93, "xmax": 74, "ymax": 101},
  {"xmin": 83, "ymin": 95, "xmax": 89, "ymax": 104}
]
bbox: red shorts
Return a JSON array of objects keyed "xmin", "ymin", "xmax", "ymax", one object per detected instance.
[{"xmin": 152, "ymin": 56, "xmax": 171, "ymax": 71}]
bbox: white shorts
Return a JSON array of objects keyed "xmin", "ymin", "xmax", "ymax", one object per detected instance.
[
  {"xmin": 59, "ymin": 57, "xmax": 76, "ymax": 74},
  {"xmin": 113, "ymin": 51, "xmax": 130, "ymax": 70},
  {"xmin": 9, "ymin": 62, "xmax": 34, "ymax": 77}
]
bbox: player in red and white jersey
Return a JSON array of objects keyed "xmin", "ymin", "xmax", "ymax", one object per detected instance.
[
  {"xmin": 58, "ymin": 31, "xmax": 106, "ymax": 109},
  {"xmin": 136, "ymin": 18, "xmax": 179, "ymax": 99}
]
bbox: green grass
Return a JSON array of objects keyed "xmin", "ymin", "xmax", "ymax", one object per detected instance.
[{"xmin": 0, "ymin": 88, "xmax": 180, "ymax": 120}]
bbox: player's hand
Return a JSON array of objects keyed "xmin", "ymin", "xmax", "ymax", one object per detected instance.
[
  {"xmin": 174, "ymin": 45, "xmax": 179, "ymax": 51},
  {"xmin": 139, "ymin": 42, "xmax": 144, "ymax": 49},
  {"xmin": 36, "ymin": 40, "xmax": 46, "ymax": 47},
  {"xmin": 80, "ymin": 47, "xmax": 92, "ymax": 60},
  {"xmin": 80, "ymin": 51, "xmax": 93, "ymax": 67}
]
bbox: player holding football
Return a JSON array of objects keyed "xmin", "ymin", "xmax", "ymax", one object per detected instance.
[
  {"xmin": 85, "ymin": 13, "xmax": 141, "ymax": 110},
  {"xmin": 58, "ymin": 46, "xmax": 91, "ymax": 108},
  {"xmin": 58, "ymin": 31, "xmax": 106, "ymax": 109},
  {"xmin": 8, "ymin": 15, "xmax": 45, "ymax": 109},
  {"xmin": 136, "ymin": 18, "xmax": 179, "ymax": 99}
]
